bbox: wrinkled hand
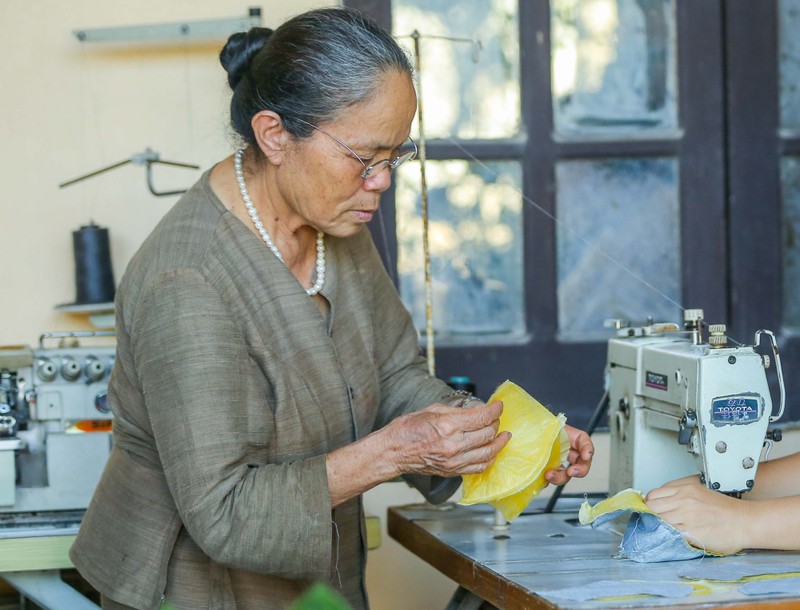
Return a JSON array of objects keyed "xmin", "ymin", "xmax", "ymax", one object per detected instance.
[
  {"xmin": 646, "ymin": 482, "xmax": 748, "ymax": 554},
  {"xmin": 545, "ymin": 425, "xmax": 594, "ymax": 486},
  {"xmin": 387, "ymin": 400, "xmax": 511, "ymax": 478}
]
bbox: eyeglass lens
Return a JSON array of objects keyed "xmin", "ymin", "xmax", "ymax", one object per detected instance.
[{"xmin": 362, "ymin": 143, "xmax": 417, "ymax": 179}]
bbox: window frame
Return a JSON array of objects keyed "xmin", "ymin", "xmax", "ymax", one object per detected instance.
[{"xmin": 348, "ymin": 0, "xmax": 797, "ymax": 427}]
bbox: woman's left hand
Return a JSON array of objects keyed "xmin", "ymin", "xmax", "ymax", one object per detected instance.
[{"xmin": 545, "ymin": 424, "xmax": 594, "ymax": 486}]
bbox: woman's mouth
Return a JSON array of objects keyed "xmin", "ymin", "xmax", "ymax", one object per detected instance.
[{"xmin": 354, "ymin": 209, "xmax": 375, "ymax": 222}]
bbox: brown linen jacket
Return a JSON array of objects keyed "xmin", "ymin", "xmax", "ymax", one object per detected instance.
[{"xmin": 70, "ymin": 169, "xmax": 459, "ymax": 609}]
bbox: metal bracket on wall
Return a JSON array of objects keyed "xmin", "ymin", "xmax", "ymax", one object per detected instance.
[
  {"xmin": 58, "ymin": 148, "xmax": 200, "ymax": 197},
  {"xmin": 73, "ymin": 7, "xmax": 261, "ymax": 43}
]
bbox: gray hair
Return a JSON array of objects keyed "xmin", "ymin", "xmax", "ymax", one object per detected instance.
[{"xmin": 220, "ymin": 7, "xmax": 414, "ymax": 144}]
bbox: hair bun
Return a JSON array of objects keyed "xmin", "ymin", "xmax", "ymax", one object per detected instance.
[{"xmin": 219, "ymin": 27, "xmax": 274, "ymax": 90}]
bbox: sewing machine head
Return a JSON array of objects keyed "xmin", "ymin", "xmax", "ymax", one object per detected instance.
[
  {"xmin": 606, "ymin": 309, "xmax": 784, "ymax": 497},
  {"xmin": 0, "ymin": 335, "xmax": 114, "ymax": 515}
]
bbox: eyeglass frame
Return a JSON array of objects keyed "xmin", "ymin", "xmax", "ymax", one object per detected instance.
[{"xmin": 290, "ymin": 117, "xmax": 417, "ymax": 180}]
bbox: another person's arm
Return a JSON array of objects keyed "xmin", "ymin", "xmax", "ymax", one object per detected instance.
[
  {"xmin": 645, "ymin": 452, "xmax": 800, "ymax": 554},
  {"xmin": 747, "ymin": 450, "xmax": 800, "ymax": 499}
]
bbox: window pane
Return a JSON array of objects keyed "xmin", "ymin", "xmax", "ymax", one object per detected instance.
[
  {"xmin": 556, "ymin": 158, "xmax": 681, "ymax": 339},
  {"xmin": 392, "ymin": 0, "xmax": 520, "ymax": 139},
  {"xmin": 779, "ymin": 0, "xmax": 800, "ymax": 131},
  {"xmin": 782, "ymin": 156, "xmax": 800, "ymax": 329},
  {"xmin": 551, "ymin": 0, "xmax": 678, "ymax": 137},
  {"xmin": 395, "ymin": 160, "xmax": 524, "ymax": 341}
]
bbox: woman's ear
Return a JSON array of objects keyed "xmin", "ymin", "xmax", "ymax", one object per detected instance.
[{"xmin": 251, "ymin": 110, "xmax": 289, "ymax": 164}]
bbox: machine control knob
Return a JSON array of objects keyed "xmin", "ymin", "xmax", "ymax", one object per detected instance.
[
  {"xmin": 604, "ymin": 318, "xmax": 628, "ymax": 330},
  {"xmin": 709, "ymin": 335, "xmax": 727, "ymax": 348},
  {"xmin": 708, "ymin": 324, "xmax": 727, "ymax": 348},
  {"xmin": 684, "ymin": 309, "xmax": 704, "ymax": 323},
  {"xmin": 60, "ymin": 356, "xmax": 82, "ymax": 381},
  {"xmin": 95, "ymin": 390, "xmax": 110, "ymax": 414},
  {"xmin": 36, "ymin": 358, "xmax": 57, "ymax": 382},
  {"xmin": 678, "ymin": 410, "xmax": 697, "ymax": 444},
  {"xmin": 0, "ymin": 415, "xmax": 16, "ymax": 435},
  {"xmin": 618, "ymin": 397, "xmax": 630, "ymax": 417},
  {"xmin": 767, "ymin": 428, "xmax": 783, "ymax": 442},
  {"xmin": 84, "ymin": 356, "xmax": 106, "ymax": 382}
]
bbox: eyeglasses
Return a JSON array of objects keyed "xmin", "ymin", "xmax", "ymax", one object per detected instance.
[{"xmin": 292, "ymin": 117, "xmax": 417, "ymax": 180}]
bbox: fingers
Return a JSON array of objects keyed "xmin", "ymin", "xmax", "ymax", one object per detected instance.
[
  {"xmin": 416, "ymin": 429, "xmax": 510, "ymax": 477},
  {"xmin": 645, "ymin": 485, "xmax": 681, "ymax": 503},
  {"xmin": 546, "ymin": 425, "xmax": 594, "ymax": 485},
  {"xmin": 392, "ymin": 400, "xmax": 510, "ymax": 478},
  {"xmin": 454, "ymin": 400, "xmax": 504, "ymax": 431},
  {"xmin": 645, "ymin": 489, "xmax": 683, "ymax": 518},
  {"xmin": 401, "ymin": 401, "xmax": 601, "ymax": 484},
  {"xmin": 646, "ymin": 484, "xmax": 714, "ymax": 525},
  {"xmin": 566, "ymin": 425, "xmax": 594, "ymax": 464},
  {"xmin": 424, "ymin": 399, "xmax": 503, "ymax": 433},
  {"xmin": 661, "ymin": 474, "xmax": 703, "ymax": 489},
  {"xmin": 452, "ymin": 431, "xmax": 512, "ymax": 475},
  {"xmin": 545, "ymin": 466, "xmax": 571, "ymax": 486}
]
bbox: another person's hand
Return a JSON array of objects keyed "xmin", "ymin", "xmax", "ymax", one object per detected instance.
[
  {"xmin": 387, "ymin": 400, "xmax": 511, "ymax": 478},
  {"xmin": 545, "ymin": 425, "xmax": 594, "ymax": 486},
  {"xmin": 646, "ymin": 481, "xmax": 748, "ymax": 554}
]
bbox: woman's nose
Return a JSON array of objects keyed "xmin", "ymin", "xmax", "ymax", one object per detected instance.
[{"xmin": 363, "ymin": 166, "xmax": 393, "ymax": 193}]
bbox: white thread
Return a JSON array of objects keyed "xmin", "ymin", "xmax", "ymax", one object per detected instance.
[
  {"xmin": 331, "ymin": 519, "xmax": 343, "ymax": 591},
  {"xmin": 376, "ymin": 136, "xmax": 689, "ymax": 315},
  {"xmin": 446, "ymin": 139, "xmax": 686, "ymax": 311}
]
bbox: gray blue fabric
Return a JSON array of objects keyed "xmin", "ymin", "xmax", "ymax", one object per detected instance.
[
  {"xmin": 591, "ymin": 507, "xmax": 704, "ymax": 562},
  {"xmin": 538, "ymin": 579, "xmax": 694, "ymax": 602},
  {"xmin": 739, "ymin": 577, "xmax": 800, "ymax": 595},
  {"xmin": 679, "ymin": 562, "xmax": 800, "ymax": 581}
]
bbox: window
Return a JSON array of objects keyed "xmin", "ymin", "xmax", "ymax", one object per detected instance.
[
  {"xmin": 780, "ymin": 0, "xmax": 800, "ymax": 331},
  {"xmin": 348, "ymin": 0, "xmax": 800, "ymax": 426}
]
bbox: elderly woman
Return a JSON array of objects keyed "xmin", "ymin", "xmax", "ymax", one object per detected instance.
[{"xmin": 70, "ymin": 7, "xmax": 593, "ymax": 609}]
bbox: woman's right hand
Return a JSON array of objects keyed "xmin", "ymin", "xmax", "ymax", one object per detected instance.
[
  {"xmin": 326, "ymin": 400, "xmax": 509, "ymax": 507},
  {"xmin": 385, "ymin": 400, "xmax": 511, "ymax": 479},
  {"xmin": 645, "ymin": 480, "xmax": 751, "ymax": 554}
]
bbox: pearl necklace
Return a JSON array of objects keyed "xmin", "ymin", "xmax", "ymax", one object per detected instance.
[{"xmin": 234, "ymin": 148, "xmax": 325, "ymax": 296}]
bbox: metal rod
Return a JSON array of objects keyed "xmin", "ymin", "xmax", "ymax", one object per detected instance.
[
  {"xmin": 58, "ymin": 160, "xmax": 131, "ymax": 188},
  {"xmin": 412, "ymin": 30, "xmax": 435, "ymax": 376},
  {"xmin": 145, "ymin": 163, "xmax": 191, "ymax": 197},
  {"xmin": 154, "ymin": 159, "xmax": 200, "ymax": 169}
]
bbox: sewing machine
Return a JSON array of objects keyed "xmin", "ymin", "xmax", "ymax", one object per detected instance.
[
  {"xmin": 0, "ymin": 332, "xmax": 114, "ymax": 516},
  {"xmin": 606, "ymin": 309, "xmax": 784, "ymax": 496},
  {"xmin": 0, "ymin": 333, "xmax": 114, "ymax": 608}
]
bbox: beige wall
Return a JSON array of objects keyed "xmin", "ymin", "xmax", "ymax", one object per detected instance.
[
  {"xmin": 0, "ymin": 0, "xmax": 332, "ymax": 347},
  {"xmin": 2, "ymin": 3, "xmax": 797, "ymax": 609}
]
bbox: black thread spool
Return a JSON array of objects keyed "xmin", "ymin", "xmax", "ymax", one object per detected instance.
[{"xmin": 72, "ymin": 222, "xmax": 115, "ymax": 304}]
